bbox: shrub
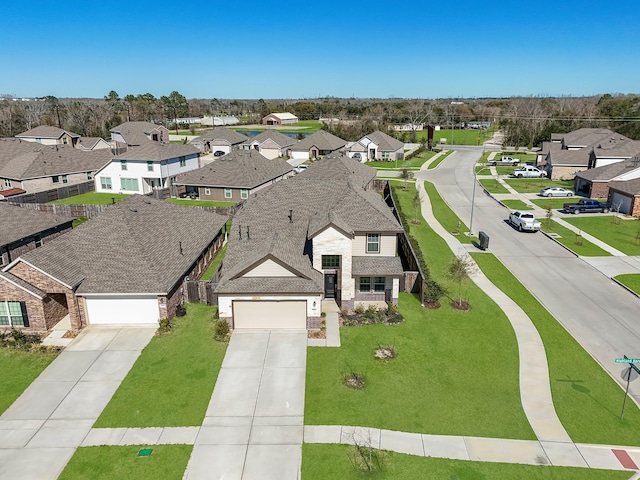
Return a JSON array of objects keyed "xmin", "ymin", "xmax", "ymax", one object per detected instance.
[
  {"xmin": 157, "ymin": 318, "xmax": 172, "ymax": 334},
  {"xmin": 175, "ymin": 304, "xmax": 186, "ymax": 317},
  {"xmin": 354, "ymin": 303, "xmax": 365, "ymax": 315},
  {"xmin": 423, "ymin": 278, "xmax": 446, "ymax": 305},
  {"xmin": 213, "ymin": 319, "xmax": 230, "ymax": 342},
  {"xmin": 343, "ymin": 371, "xmax": 366, "ymax": 389}
]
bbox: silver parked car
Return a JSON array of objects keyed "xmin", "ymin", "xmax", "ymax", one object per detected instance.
[{"xmin": 539, "ymin": 187, "xmax": 574, "ymax": 197}]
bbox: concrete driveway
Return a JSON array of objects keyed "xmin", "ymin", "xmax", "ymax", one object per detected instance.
[
  {"xmin": 0, "ymin": 326, "xmax": 156, "ymax": 480},
  {"xmin": 184, "ymin": 329, "xmax": 307, "ymax": 480}
]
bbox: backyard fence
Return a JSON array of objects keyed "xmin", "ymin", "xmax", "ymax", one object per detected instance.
[{"xmin": 8, "ymin": 181, "xmax": 95, "ymax": 204}]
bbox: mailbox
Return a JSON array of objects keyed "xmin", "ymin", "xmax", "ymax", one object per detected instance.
[{"xmin": 478, "ymin": 231, "xmax": 489, "ymax": 250}]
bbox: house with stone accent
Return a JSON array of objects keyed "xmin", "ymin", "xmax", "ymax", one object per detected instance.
[
  {"xmin": 0, "ymin": 196, "xmax": 228, "ymax": 333},
  {"xmin": 346, "ymin": 130, "xmax": 405, "ymax": 162},
  {"xmin": 110, "ymin": 121, "xmax": 170, "ymax": 151},
  {"xmin": 214, "ymin": 154, "xmax": 404, "ymax": 330},
  {"xmin": 289, "ymin": 130, "xmax": 346, "ymax": 161},
  {"xmin": 240, "ymin": 130, "xmax": 296, "ymax": 160},
  {"xmin": 0, "ymin": 139, "xmax": 112, "ymax": 194},
  {"xmin": 188, "ymin": 127, "xmax": 247, "ymax": 154},
  {"xmin": 173, "ymin": 150, "xmax": 293, "ymax": 202},
  {"xmin": 16, "ymin": 126, "xmax": 81, "ymax": 147},
  {"xmin": 0, "ymin": 203, "xmax": 74, "ymax": 268}
]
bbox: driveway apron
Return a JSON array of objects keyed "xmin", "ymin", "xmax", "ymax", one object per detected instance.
[
  {"xmin": 0, "ymin": 326, "xmax": 156, "ymax": 480},
  {"xmin": 185, "ymin": 329, "xmax": 307, "ymax": 480}
]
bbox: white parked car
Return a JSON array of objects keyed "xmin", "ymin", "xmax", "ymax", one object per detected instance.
[
  {"xmin": 539, "ymin": 187, "xmax": 574, "ymax": 197},
  {"xmin": 511, "ymin": 166, "xmax": 546, "ymax": 178},
  {"xmin": 294, "ymin": 164, "xmax": 308, "ymax": 174},
  {"xmin": 508, "ymin": 211, "xmax": 541, "ymax": 232}
]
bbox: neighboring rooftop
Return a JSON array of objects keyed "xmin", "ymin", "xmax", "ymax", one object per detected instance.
[
  {"xmin": 16, "ymin": 125, "xmax": 80, "ymax": 140},
  {"xmin": 576, "ymin": 157, "xmax": 640, "ymax": 181},
  {"xmin": 290, "ymin": 130, "xmax": 347, "ymax": 152},
  {"xmin": 0, "ymin": 203, "xmax": 74, "ymax": 247},
  {"xmin": 175, "ymin": 150, "xmax": 292, "ymax": 188},
  {"xmin": 193, "ymin": 127, "xmax": 247, "ymax": 145},
  {"xmin": 242, "ymin": 130, "xmax": 297, "ymax": 148},
  {"xmin": 113, "ymin": 142, "xmax": 199, "ymax": 162},
  {"xmin": 555, "ymin": 128, "xmax": 631, "ymax": 148},
  {"xmin": 110, "ymin": 121, "xmax": 166, "ymax": 146},
  {"xmin": 361, "ymin": 130, "xmax": 404, "ymax": 151}
]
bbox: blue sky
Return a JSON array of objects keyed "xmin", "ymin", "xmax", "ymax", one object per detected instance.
[{"xmin": 2, "ymin": 0, "xmax": 639, "ymax": 100}]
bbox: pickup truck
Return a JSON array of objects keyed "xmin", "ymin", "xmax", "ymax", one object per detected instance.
[
  {"xmin": 563, "ymin": 199, "xmax": 611, "ymax": 214},
  {"xmin": 489, "ymin": 156, "xmax": 520, "ymax": 166},
  {"xmin": 511, "ymin": 165, "xmax": 546, "ymax": 178},
  {"xmin": 508, "ymin": 211, "xmax": 541, "ymax": 232}
]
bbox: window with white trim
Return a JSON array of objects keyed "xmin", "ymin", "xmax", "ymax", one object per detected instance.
[
  {"xmin": 179, "ymin": 156, "xmax": 186, "ymax": 167},
  {"xmin": 62, "ymin": 175, "xmax": 68, "ymax": 184},
  {"xmin": 147, "ymin": 161, "xmax": 154, "ymax": 172},
  {"xmin": 366, "ymin": 233, "xmax": 380, "ymax": 253},
  {"xmin": 0, "ymin": 301, "xmax": 29, "ymax": 327},
  {"xmin": 120, "ymin": 159, "xmax": 127, "ymax": 171},
  {"xmin": 204, "ymin": 188, "xmax": 211, "ymax": 196},
  {"xmin": 224, "ymin": 188, "xmax": 232, "ymax": 199},
  {"xmin": 120, "ymin": 178, "xmax": 139, "ymax": 191},
  {"xmin": 4, "ymin": 179, "xmax": 11, "ymax": 187},
  {"xmin": 241, "ymin": 189, "xmax": 248, "ymax": 199},
  {"xmin": 101, "ymin": 177, "xmax": 112, "ymax": 190},
  {"xmin": 359, "ymin": 277, "xmax": 371, "ymax": 292}
]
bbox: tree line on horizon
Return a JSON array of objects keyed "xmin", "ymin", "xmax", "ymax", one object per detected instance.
[{"xmin": 0, "ymin": 91, "xmax": 638, "ymax": 147}]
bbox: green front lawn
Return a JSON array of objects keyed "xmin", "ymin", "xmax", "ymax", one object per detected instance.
[
  {"xmin": 531, "ymin": 197, "xmax": 576, "ymax": 210},
  {"xmin": 94, "ymin": 304, "xmax": 226, "ymax": 427},
  {"xmin": 418, "ymin": 129, "xmax": 491, "ymax": 146},
  {"xmin": 302, "ymin": 444, "xmax": 629, "ymax": 480},
  {"xmin": 0, "ymin": 349, "xmax": 58, "ymax": 415},
  {"xmin": 504, "ymin": 179, "xmax": 574, "ymax": 194},
  {"xmin": 424, "ymin": 181, "xmax": 474, "ymax": 243},
  {"xmin": 502, "ymin": 199, "xmax": 533, "ymax": 210},
  {"xmin": 306, "ymin": 182, "xmax": 534, "ymax": 440},
  {"xmin": 59, "ymin": 445, "xmax": 192, "ymax": 480},
  {"xmin": 166, "ymin": 198, "xmax": 237, "ymax": 208},
  {"xmin": 426, "ymin": 150, "xmax": 452, "ymax": 170},
  {"xmin": 540, "ymin": 220, "xmax": 611, "ymax": 256},
  {"xmin": 200, "ymin": 244, "xmax": 227, "ymax": 281},
  {"xmin": 471, "ymin": 253, "xmax": 640, "ymax": 445},
  {"xmin": 495, "ymin": 165, "xmax": 518, "ymax": 175},
  {"xmin": 479, "ymin": 178, "xmax": 510, "ymax": 194},
  {"xmin": 615, "ymin": 274, "xmax": 640, "ymax": 295},
  {"xmin": 366, "ymin": 150, "xmax": 436, "ymax": 170},
  {"xmin": 49, "ymin": 192, "xmax": 130, "ymax": 205},
  {"xmin": 564, "ymin": 216, "xmax": 640, "ymax": 256}
]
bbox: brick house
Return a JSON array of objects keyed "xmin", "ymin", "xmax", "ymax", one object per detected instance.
[{"xmin": 0, "ymin": 196, "xmax": 228, "ymax": 333}]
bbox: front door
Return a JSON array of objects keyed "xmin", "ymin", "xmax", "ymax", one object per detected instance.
[{"xmin": 324, "ymin": 274, "xmax": 337, "ymax": 299}]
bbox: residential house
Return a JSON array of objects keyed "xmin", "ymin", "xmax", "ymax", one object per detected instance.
[
  {"xmin": 214, "ymin": 154, "xmax": 404, "ymax": 330},
  {"xmin": 0, "ymin": 139, "xmax": 112, "ymax": 194},
  {"xmin": 76, "ymin": 137, "xmax": 111, "ymax": 151},
  {"xmin": 0, "ymin": 196, "xmax": 228, "ymax": 332},
  {"xmin": 16, "ymin": 126, "xmax": 81, "ymax": 147},
  {"xmin": 347, "ymin": 131, "xmax": 405, "ymax": 162},
  {"xmin": 174, "ymin": 150, "xmax": 293, "ymax": 202},
  {"xmin": 608, "ymin": 179, "xmax": 640, "ymax": 217},
  {"xmin": 189, "ymin": 127, "xmax": 247, "ymax": 154},
  {"xmin": 110, "ymin": 121, "xmax": 170, "ymax": 151},
  {"xmin": 538, "ymin": 128, "xmax": 636, "ymax": 179},
  {"xmin": 94, "ymin": 142, "xmax": 200, "ymax": 195},
  {"xmin": 289, "ymin": 130, "xmax": 346, "ymax": 160},
  {"xmin": 574, "ymin": 156, "xmax": 640, "ymax": 206},
  {"xmin": 0, "ymin": 203, "xmax": 74, "ymax": 268},
  {"xmin": 262, "ymin": 112, "xmax": 298, "ymax": 125},
  {"xmin": 240, "ymin": 130, "xmax": 296, "ymax": 160}
]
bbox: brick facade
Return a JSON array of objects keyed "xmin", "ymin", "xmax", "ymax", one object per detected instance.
[
  {"xmin": 589, "ymin": 182, "xmax": 610, "ymax": 199},
  {"xmin": 0, "ymin": 280, "xmax": 48, "ymax": 332}
]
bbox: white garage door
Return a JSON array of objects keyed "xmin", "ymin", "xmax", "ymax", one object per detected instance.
[
  {"xmin": 233, "ymin": 300, "xmax": 306, "ymax": 329},
  {"xmin": 85, "ymin": 296, "xmax": 160, "ymax": 325},
  {"xmin": 611, "ymin": 192, "xmax": 632, "ymax": 214}
]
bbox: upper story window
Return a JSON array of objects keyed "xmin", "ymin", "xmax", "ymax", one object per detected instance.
[
  {"xmin": 179, "ymin": 156, "xmax": 186, "ymax": 167},
  {"xmin": 62, "ymin": 137, "xmax": 68, "ymax": 145},
  {"xmin": 61, "ymin": 175, "xmax": 68, "ymax": 184},
  {"xmin": 224, "ymin": 188, "xmax": 232, "ymax": 199},
  {"xmin": 241, "ymin": 189, "xmax": 248, "ymax": 199},
  {"xmin": 52, "ymin": 176, "xmax": 60, "ymax": 183},
  {"xmin": 147, "ymin": 161, "xmax": 154, "ymax": 172},
  {"xmin": 120, "ymin": 159, "xmax": 127, "ymax": 171},
  {"xmin": 367, "ymin": 233, "xmax": 380, "ymax": 253},
  {"xmin": 4, "ymin": 179, "xmax": 11, "ymax": 187},
  {"xmin": 322, "ymin": 255, "xmax": 340, "ymax": 269}
]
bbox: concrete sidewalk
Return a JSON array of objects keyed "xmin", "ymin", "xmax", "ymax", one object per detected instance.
[
  {"xmin": 0, "ymin": 326, "xmax": 156, "ymax": 480},
  {"xmin": 184, "ymin": 329, "xmax": 307, "ymax": 480}
]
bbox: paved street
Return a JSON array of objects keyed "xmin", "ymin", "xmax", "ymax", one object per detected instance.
[{"xmin": 416, "ymin": 146, "xmax": 640, "ymax": 404}]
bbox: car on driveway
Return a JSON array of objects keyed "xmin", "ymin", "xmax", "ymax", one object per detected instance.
[
  {"xmin": 539, "ymin": 187, "xmax": 574, "ymax": 197},
  {"xmin": 508, "ymin": 211, "xmax": 541, "ymax": 232},
  {"xmin": 294, "ymin": 164, "xmax": 308, "ymax": 174},
  {"xmin": 214, "ymin": 150, "xmax": 225, "ymax": 157},
  {"xmin": 511, "ymin": 165, "xmax": 546, "ymax": 178},
  {"xmin": 489, "ymin": 156, "xmax": 520, "ymax": 166}
]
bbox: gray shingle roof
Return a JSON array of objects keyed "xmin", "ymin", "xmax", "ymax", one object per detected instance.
[
  {"xmin": 558, "ymin": 128, "xmax": 630, "ymax": 148},
  {"xmin": 174, "ymin": 150, "xmax": 292, "ymax": 189},
  {"xmin": 0, "ymin": 272, "xmax": 46, "ymax": 299},
  {"xmin": 591, "ymin": 140, "xmax": 640, "ymax": 158},
  {"xmin": 609, "ymin": 178, "xmax": 640, "ymax": 196},
  {"xmin": 361, "ymin": 130, "xmax": 404, "ymax": 152},
  {"xmin": 547, "ymin": 149, "xmax": 590, "ymax": 167},
  {"xmin": 18, "ymin": 195, "xmax": 229, "ymax": 294},
  {"xmin": 215, "ymin": 154, "xmax": 402, "ymax": 295},
  {"xmin": 290, "ymin": 130, "xmax": 346, "ymax": 152},
  {"xmin": 16, "ymin": 125, "xmax": 80, "ymax": 139},
  {"xmin": 240, "ymin": 130, "xmax": 296, "ymax": 148},
  {"xmin": 351, "ymin": 256, "xmax": 403, "ymax": 276},
  {"xmin": 0, "ymin": 139, "xmax": 112, "ymax": 180},
  {"xmin": 110, "ymin": 121, "xmax": 166, "ymax": 146},
  {"xmin": 193, "ymin": 127, "xmax": 247, "ymax": 145},
  {"xmin": 304, "ymin": 153, "xmax": 377, "ymax": 188},
  {"xmin": 114, "ymin": 142, "xmax": 199, "ymax": 161},
  {"xmin": 0, "ymin": 203, "xmax": 74, "ymax": 247},
  {"xmin": 576, "ymin": 158, "xmax": 640, "ymax": 182}
]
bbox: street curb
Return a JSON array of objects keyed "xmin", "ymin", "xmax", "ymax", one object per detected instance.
[
  {"xmin": 611, "ymin": 277, "xmax": 640, "ymax": 299},
  {"xmin": 539, "ymin": 230, "xmax": 579, "ymax": 258}
]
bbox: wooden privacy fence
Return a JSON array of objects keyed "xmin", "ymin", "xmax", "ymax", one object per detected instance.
[
  {"xmin": 184, "ymin": 281, "xmax": 218, "ymax": 306},
  {"xmin": 7, "ymin": 202, "xmax": 111, "ymax": 219},
  {"xmin": 8, "ymin": 181, "xmax": 95, "ymax": 204}
]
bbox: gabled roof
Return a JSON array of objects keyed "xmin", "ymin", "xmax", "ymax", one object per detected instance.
[
  {"xmin": 304, "ymin": 154, "xmax": 377, "ymax": 188},
  {"xmin": 0, "ymin": 272, "xmax": 46, "ymax": 299},
  {"xmin": 547, "ymin": 149, "xmax": 590, "ymax": 167},
  {"xmin": 0, "ymin": 203, "xmax": 74, "ymax": 247},
  {"xmin": 556, "ymin": 128, "xmax": 631, "ymax": 148},
  {"xmin": 0, "ymin": 139, "xmax": 112, "ymax": 180},
  {"xmin": 110, "ymin": 121, "xmax": 167, "ymax": 146},
  {"xmin": 352, "ymin": 256, "xmax": 403, "ymax": 276},
  {"xmin": 577, "ymin": 158, "xmax": 640, "ymax": 182},
  {"xmin": 360, "ymin": 130, "xmax": 404, "ymax": 152},
  {"xmin": 114, "ymin": 142, "xmax": 199, "ymax": 162},
  {"xmin": 290, "ymin": 130, "xmax": 346, "ymax": 152},
  {"xmin": 16, "ymin": 125, "xmax": 80, "ymax": 140},
  {"xmin": 241, "ymin": 130, "xmax": 296, "ymax": 148},
  {"xmin": 16, "ymin": 195, "xmax": 229, "ymax": 294},
  {"xmin": 174, "ymin": 150, "xmax": 292, "ymax": 189},
  {"xmin": 77, "ymin": 137, "xmax": 109, "ymax": 150},
  {"xmin": 591, "ymin": 139, "xmax": 640, "ymax": 158},
  {"xmin": 264, "ymin": 112, "xmax": 298, "ymax": 121},
  {"xmin": 192, "ymin": 127, "xmax": 247, "ymax": 145},
  {"xmin": 609, "ymin": 178, "xmax": 640, "ymax": 196}
]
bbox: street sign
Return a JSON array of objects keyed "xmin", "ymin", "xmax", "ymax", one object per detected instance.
[
  {"xmin": 615, "ymin": 358, "xmax": 640, "ymax": 363},
  {"xmin": 619, "ymin": 355, "xmax": 640, "ymax": 419}
]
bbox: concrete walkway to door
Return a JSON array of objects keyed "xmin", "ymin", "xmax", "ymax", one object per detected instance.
[{"xmin": 184, "ymin": 329, "xmax": 308, "ymax": 480}]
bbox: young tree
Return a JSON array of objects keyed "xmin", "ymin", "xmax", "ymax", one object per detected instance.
[{"xmin": 446, "ymin": 254, "xmax": 477, "ymax": 309}]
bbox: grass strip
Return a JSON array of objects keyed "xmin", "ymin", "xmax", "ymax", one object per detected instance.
[
  {"xmin": 479, "ymin": 178, "xmax": 510, "ymax": 194},
  {"xmin": 423, "ymin": 180, "xmax": 474, "ymax": 243},
  {"xmin": 504, "ymin": 179, "xmax": 574, "ymax": 194},
  {"xmin": 94, "ymin": 304, "xmax": 226, "ymax": 427},
  {"xmin": 470, "ymin": 253, "xmax": 640, "ymax": 445},
  {"xmin": 502, "ymin": 199, "xmax": 533, "ymax": 210},
  {"xmin": 200, "ymin": 244, "xmax": 227, "ymax": 281},
  {"xmin": 301, "ymin": 444, "xmax": 629, "ymax": 480},
  {"xmin": 564, "ymin": 216, "xmax": 640, "ymax": 256},
  {"xmin": 614, "ymin": 274, "xmax": 640, "ymax": 295},
  {"xmin": 59, "ymin": 445, "xmax": 192, "ymax": 480},
  {"xmin": 541, "ymin": 220, "xmax": 611, "ymax": 256},
  {"xmin": 426, "ymin": 150, "xmax": 452, "ymax": 169}
]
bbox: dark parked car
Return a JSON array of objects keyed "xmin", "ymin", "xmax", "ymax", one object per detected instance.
[{"xmin": 214, "ymin": 150, "xmax": 225, "ymax": 157}]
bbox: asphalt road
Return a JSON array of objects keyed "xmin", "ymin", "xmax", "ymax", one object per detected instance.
[{"xmin": 416, "ymin": 146, "xmax": 640, "ymax": 404}]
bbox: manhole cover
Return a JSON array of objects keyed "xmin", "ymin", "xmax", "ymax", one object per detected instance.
[{"xmin": 547, "ymin": 232, "xmax": 562, "ymax": 239}]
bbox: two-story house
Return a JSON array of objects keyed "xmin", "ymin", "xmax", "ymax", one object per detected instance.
[
  {"xmin": 16, "ymin": 126, "xmax": 81, "ymax": 147},
  {"xmin": 110, "ymin": 121, "xmax": 170, "ymax": 152},
  {"xmin": 94, "ymin": 142, "xmax": 200, "ymax": 194},
  {"xmin": 214, "ymin": 154, "xmax": 404, "ymax": 330}
]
